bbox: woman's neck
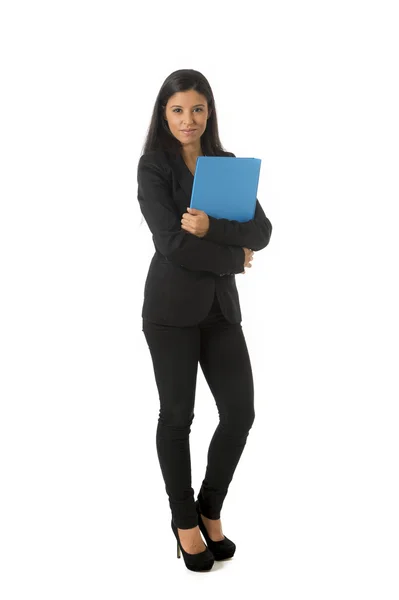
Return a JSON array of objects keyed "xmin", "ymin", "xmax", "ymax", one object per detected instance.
[{"xmin": 181, "ymin": 145, "xmax": 204, "ymax": 162}]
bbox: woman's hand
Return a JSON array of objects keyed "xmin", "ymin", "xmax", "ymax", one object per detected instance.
[
  {"xmin": 240, "ymin": 247, "xmax": 254, "ymax": 274},
  {"xmin": 181, "ymin": 207, "xmax": 209, "ymax": 238},
  {"xmin": 181, "ymin": 211, "xmax": 253, "ymax": 274}
]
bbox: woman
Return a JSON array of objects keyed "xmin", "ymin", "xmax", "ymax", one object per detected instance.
[{"xmin": 137, "ymin": 69, "xmax": 272, "ymax": 572}]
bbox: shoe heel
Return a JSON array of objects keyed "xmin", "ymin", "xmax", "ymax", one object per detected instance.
[{"xmin": 177, "ymin": 540, "xmax": 181, "ymax": 559}]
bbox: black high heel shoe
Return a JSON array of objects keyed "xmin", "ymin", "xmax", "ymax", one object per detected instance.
[
  {"xmin": 195, "ymin": 500, "xmax": 236, "ymax": 561},
  {"xmin": 171, "ymin": 519, "xmax": 214, "ymax": 572}
]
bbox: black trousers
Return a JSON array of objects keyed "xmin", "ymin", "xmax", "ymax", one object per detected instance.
[{"xmin": 142, "ymin": 292, "xmax": 255, "ymax": 529}]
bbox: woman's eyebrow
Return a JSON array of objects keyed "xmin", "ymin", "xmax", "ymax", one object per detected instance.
[{"xmin": 170, "ymin": 104, "xmax": 206, "ymax": 108}]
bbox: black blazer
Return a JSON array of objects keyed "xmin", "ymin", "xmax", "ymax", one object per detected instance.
[{"xmin": 137, "ymin": 148, "xmax": 272, "ymax": 327}]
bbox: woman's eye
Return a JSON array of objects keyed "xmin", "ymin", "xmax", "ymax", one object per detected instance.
[{"xmin": 172, "ymin": 108, "xmax": 203, "ymax": 113}]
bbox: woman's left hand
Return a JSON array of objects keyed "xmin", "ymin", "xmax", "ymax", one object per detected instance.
[{"xmin": 181, "ymin": 207, "xmax": 209, "ymax": 238}]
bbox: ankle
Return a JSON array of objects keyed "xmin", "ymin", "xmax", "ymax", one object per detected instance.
[{"xmin": 177, "ymin": 525, "xmax": 202, "ymax": 540}]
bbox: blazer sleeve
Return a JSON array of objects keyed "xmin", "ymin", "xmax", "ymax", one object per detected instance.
[
  {"xmin": 202, "ymin": 153, "xmax": 273, "ymax": 251},
  {"xmin": 137, "ymin": 154, "xmax": 245, "ymax": 275}
]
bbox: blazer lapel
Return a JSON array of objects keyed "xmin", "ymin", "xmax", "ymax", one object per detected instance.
[{"xmin": 169, "ymin": 151, "xmax": 194, "ymax": 200}]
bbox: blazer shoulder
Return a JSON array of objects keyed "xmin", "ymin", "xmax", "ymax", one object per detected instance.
[
  {"xmin": 138, "ymin": 149, "xmax": 170, "ymax": 169},
  {"xmin": 137, "ymin": 150, "xmax": 172, "ymax": 187}
]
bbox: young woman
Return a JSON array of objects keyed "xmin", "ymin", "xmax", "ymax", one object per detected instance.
[{"xmin": 137, "ymin": 69, "xmax": 272, "ymax": 572}]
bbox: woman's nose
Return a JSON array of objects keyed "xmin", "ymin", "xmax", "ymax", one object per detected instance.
[{"xmin": 182, "ymin": 114, "xmax": 194, "ymax": 124}]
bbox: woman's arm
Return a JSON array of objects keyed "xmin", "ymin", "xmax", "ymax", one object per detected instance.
[
  {"xmin": 137, "ymin": 154, "xmax": 245, "ymax": 275},
  {"xmin": 203, "ymin": 199, "xmax": 272, "ymax": 251}
]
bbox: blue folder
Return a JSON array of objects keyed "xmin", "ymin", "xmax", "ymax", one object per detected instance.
[{"xmin": 190, "ymin": 156, "xmax": 262, "ymax": 222}]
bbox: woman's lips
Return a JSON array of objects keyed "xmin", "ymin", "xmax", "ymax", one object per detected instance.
[{"xmin": 181, "ymin": 130, "xmax": 197, "ymax": 135}]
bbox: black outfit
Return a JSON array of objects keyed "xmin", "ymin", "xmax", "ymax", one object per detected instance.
[{"xmin": 138, "ymin": 148, "xmax": 272, "ymax": 528}]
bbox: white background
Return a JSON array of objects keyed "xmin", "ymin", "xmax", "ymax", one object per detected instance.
[{"xmin": 1, "ymin": 0, "xmax": 398, "ymax": 598}]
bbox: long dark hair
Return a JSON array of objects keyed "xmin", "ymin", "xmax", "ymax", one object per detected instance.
[{"xmin": 138, "ymin": 69, "xmax": 231, "ymax": 227}]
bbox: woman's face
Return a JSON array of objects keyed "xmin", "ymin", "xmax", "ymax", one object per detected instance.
[{"xmin": 164, "ymin": 90, "xmax": 211, "ymax": 152}]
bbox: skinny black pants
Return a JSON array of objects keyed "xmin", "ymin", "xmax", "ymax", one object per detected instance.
[{"xmin": 142, "ymin": 292, "xmax": 255, "ymax": 529}]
